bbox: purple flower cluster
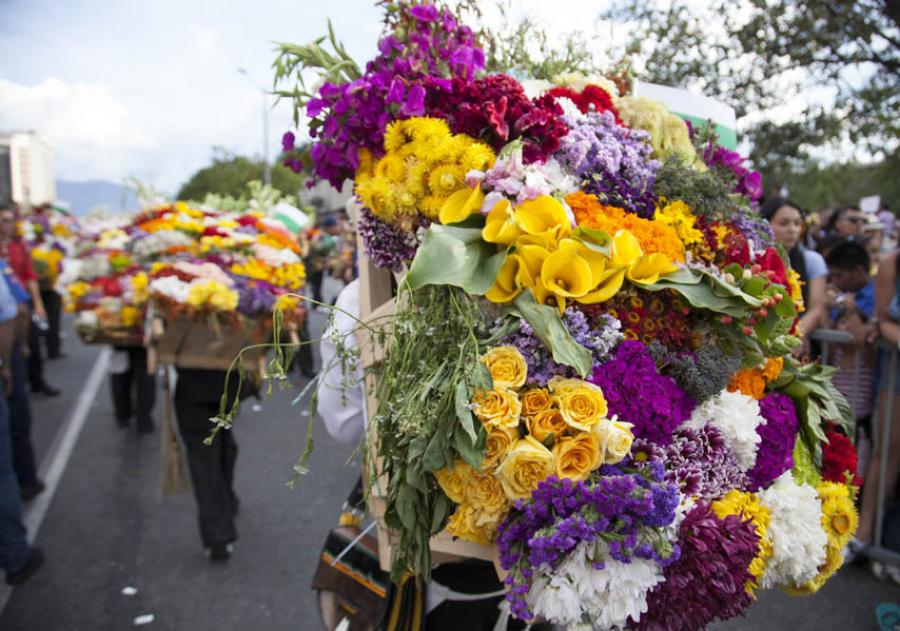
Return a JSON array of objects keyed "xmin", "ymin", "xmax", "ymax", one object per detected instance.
[
  {"xmin": 497, "ymin": 467, "xmax": 680, "ymax": 620},
  {"xmin": 357, "ymin": 205, "xmax": 425, "ymax": 271},
  {"xmin": 745, "ymin": 391, "xmax": 798, "ymax": 491},
  {"xmin": 703, "ymin": 143, "xmax": 763, "ymax": 202},
  {"xmin": 636, "ymin": 502, "xmax": 759, "ymax": 631},
  {"xmin": 289, "ymin": 3, "xmax": 484, "ymax": 187},
  {"xmin": 502, "ymin": 308, "xmax": 622, "ymax": 386},
  {"xmin": 590, "ymin": 341, "xmax": 695, "ymax": 445},
  {"xmin": 657, "ymin": 425, "xmax": 747, "ymax": 500},
  {"xmin": 556, "ymin": 110, "xmax": 660, "ymax": 218},
  {"xmin": 731, "ymin": 206, "xmax": 776, "ymax": 251},
  {"xmin": 232, "ymin": 276, "xmax": 277, "ymax": 317}
]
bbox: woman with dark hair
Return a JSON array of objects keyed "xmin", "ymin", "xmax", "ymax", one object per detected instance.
[{"xmin": 760, "ymin": 197, "xmax": 828, "ymax": 338}]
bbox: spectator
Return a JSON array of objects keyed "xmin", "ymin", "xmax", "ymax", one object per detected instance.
[
  {"xmin": 826, "ymin": 239, "xmax": 876, "ymax": 320},
  {"xmin": 826, "ymin": 205, "xmax": 867, "ymax": 238},
  {"xmin": 109, "ymin": 347, "xmax": 155, "ymax": 433},
  {"xmin": 0, "ymin": 271, "xmax": 43, "ymax": 585},
  {"xmin": 760, "ymin": 198, "xmax": 828, "ymax": 338},
  {"xmin": 855, "ymin": 249, "xmax": 900, "ymax": 553},
  {"xmin": 0, "ymin": 206, "xmax": 58, "ymax": 397}
]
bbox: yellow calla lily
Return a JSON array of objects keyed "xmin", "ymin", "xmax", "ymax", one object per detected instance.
[
  {"xmin": 517, "ymin": 244, "xmax": 550, "ymax": 279},
  {"xmin": 626, "ymin": 253, "xmax": 678, "ymax": 285},
  {"xmin": 515, "ymin": 195, "xmax": 572, "ymax": 242},
  {"xmin": 482, "ymin": 198, "xmax": 523, "ymax": 245},
  {"xmin": 485, "ymin": 254, "xmax": 533, "ymax": 303},
  {"xmin": 540, "ymin": 249, "xmax": 593, "ymax": 299},
  {"xmin": 579, "ymin": 268, "xmax": 626, "ymax": 304},
  {"xmin": 559, "ymin": 238, "xmax": 608, "ymax": 285},
  {"xmin": 610, "ymin": 229, "xmax": 643, "ymax": 268},
  {"xmin": 515, "ymin": 232, "xmax": 562, "ymax": 252},
  {"xmin": 439, "ymin": 184, "xmax": 485, "ymax": 225}
]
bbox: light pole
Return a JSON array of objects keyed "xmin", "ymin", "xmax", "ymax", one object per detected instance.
[{"xmin": 237, "ymin": 67, "xmax": 271, "ymax": 186}]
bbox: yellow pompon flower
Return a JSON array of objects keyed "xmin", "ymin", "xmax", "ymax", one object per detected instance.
[
  {"xmin": 383, "ymin": 119, "xmax": 416, "ymax": 153},
  {"xmin": 404, "ymin": 161, "xmax": 430, "ymax": 197},
  {"xmin": 460, "ymin": 142, "xmax": 496, "ymax": 172},
  {"xmin": 354, "ymin": 175, "xmax": 391, "ymax": 220},
  {"xmin": 431, "ymin": 134, "xmax": 469, "ymax": 164},
  {"xmin": 762, "ymin": 357, "xmax": 785, "ymax": 382},
  {"xmin": 439, "ymin": 185, "xmax": 485, "ymax": 225},
  {"xmin": 427, "ymin": 164, "xmax": 466, "ymax": 197},
  {"xmin": 186, "ymin": 280, "xmax": 238, "ymax": 312},
  {"xmin": 818, "ymin": 482, "xmax": 858, "ymax": 551},
  {"xmin": 357, "ymin": 148, "xmax": 375, "ymax": 178},
  {"xmin": 712, "ymin": 490, "xmax": 773, "ymax": 593},
  {"xmin": 131, "ymin": 272, "xmax": 150, "ymax": 304},
  {"xmin": 374, "ymin": 153, "xmax": 408, "ymax": 182}
]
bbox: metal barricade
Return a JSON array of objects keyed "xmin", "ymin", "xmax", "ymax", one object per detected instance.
[{"xmin": 809, "ymin": 328, "xmax": 900, "ymax": 566}]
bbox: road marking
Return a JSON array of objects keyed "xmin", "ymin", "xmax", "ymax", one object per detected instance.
[{"xmin": 0, "ymin": 346, "xmax": 111, "ymax": 614}]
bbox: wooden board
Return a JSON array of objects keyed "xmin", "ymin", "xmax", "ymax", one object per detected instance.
[{"xmin": 148, "ymin": 313, "xmax": 266, "ymax": 373}]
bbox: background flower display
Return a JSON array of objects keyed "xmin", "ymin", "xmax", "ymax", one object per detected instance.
[{"xmin": 277, "ymin": 3, "xmax": 857, "ymax": 629}]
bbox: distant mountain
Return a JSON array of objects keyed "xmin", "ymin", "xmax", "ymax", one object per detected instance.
[{"xmin": 56, "ymin": 180, "xmax": 139, "ymax": 216}]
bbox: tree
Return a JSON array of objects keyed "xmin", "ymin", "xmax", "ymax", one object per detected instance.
[
  {"xmin": 604, "ymin": 0, "xmax": 900, "ymax": 189},
  {"xmin": 176, "ymin": 148, "xmax": 305, "ymax": 202}
]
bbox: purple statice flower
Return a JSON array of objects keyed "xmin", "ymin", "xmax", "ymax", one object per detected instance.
[
  {"xmin": 555, "ymin": 110, "xmax": 660, "ymax": 218},
  {"xmin": 502, "ymin": 308, "xmax": 623, "ymax": 386},
  {"xmin": 636, "ymin": 502, "xmax": 759, "ymax": 631},
  {"xmin": 745, "ymin": 391, "xmax": 798, "ymax": 492},
  {"xmin": 660, "ymin": 426, "xmax": 747, "ymax": 501},
  {"xmin": 497, "ymin": 469, "xmax": 680, "ymax": 620},
  {"xmin": 731, "ymin": 206, "xmax": 776, "ymax": 252},
  {"xmin": 703, "ymin": 143, "xmax": 763, "ymax": 202},
  {"xmin": 590, "ymin": 341, "xmax": 695, "ymax": 446},
  {"xmin": 291, "ymin": 3, "xmax": 485, "ymax": 187},
  {"xmin": 357, "ymin": 205, "xmax": 425, "ymax": 271},
  {"xmin": 232, "ymin": 276, "xmax": 277, "ymax": 317}
]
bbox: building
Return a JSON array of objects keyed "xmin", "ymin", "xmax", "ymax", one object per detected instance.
[{"xmin": 0, "ymin": 131, "xmax": 55, "ymax": 208}]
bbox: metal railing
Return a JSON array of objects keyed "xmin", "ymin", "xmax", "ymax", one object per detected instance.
[{"xmin": 809, "ymin": 328, "xmax": 900, "ymax": 566}]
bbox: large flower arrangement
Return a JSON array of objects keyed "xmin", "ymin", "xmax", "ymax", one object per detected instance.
[{"xmin": 278, "ymin": 3, "xmax": 856, "ymax": 629}]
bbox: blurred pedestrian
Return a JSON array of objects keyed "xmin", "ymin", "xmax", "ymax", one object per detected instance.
[
  {"xmin": 826, "ymin": 205, "xmax": 866, "ymax": 238},
  {"xmin": 174, "ymin": 368, "xmax": 251, "ymax": 561},
  {"xmin": 109, "ymin": 346, "xmax": 155, "ymax": 433},
  {"xmin": 0, "ymin": 206, "xmax": 58, "ymax": 397},
  {"xmin": 0, "ymin": 271, "xmax": 44, "ymax": 585},
  {"xmin": 760, "ymin": 198, "xmax": 828, "ymax": 338}
]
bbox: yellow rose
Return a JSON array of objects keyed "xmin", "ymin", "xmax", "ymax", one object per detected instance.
[
  {"xmin": 526, "ymin": 409, "xmax": 569, "ymax": 443},
  {"xmin": 521, "ymin": 388, "xmax": 552, "ymax": 417},
  {"xmin": 483, "ymin": 424, "xmax": 519, "ymax": 472},
  {"xmin": 434, "ymin": 460, "xmax": 474, "ymax": 504},
  {"xmin": 446, "ymin": 504, "xmax": 494, "ymax": 545},
  {"xmin": 593, "ymin": 419, "xmax": 634, "ymax": 464},
  {"xmin": 466, "ymin": 470, "xmax": 511, "ymax": 527},
  {"xmin": 553, "ymin": 432, "xmax": 602, "ymax": 481},
  {"xmin": 473, "ymin": 388, "xmax": 522, "ymax": 429},
  {"xmin": 550, "ymin": 380, "xmax": 608, "ymax": 432},
  {"xmin": 481, "ymin": 346, "xmax": 528, "ymax": 390},
  {"xmin": 496, "ymin": 436, "xmax": 555, "ymax": 501}
]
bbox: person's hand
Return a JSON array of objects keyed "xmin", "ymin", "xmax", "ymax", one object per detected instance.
[{"xmin": 34, "ymin": 305, "xmax": 46, "ymax": 320}]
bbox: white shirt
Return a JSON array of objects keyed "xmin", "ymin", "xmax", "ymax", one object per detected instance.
[{"xmin": 317, "ymin": 279, "xmax": 367, "ymax": 444}]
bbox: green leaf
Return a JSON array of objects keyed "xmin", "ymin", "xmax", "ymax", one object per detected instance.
[
  {"xmin": 571, "ymin": 227, "xmax": 611, "ymax": 254},
  {"xmin": 509, "ymin": 292, "xmax": 592, "ymax": 377},
  {"xmin": 453, "ymin": 425, "xmax": 486, "ymax": 470},
  {"xmin": 643, "ymin": 278, "xmax": 750, "ymax": 317},
  {"xmin": 422, "ymin": 430, "xmax": 450, "ymax": 472},
  {"xmin": 430, "ymin": 493, "xmax": 452, "ymax": 534},
  {"xmin": 455, "ymin": 380, "xmax": 477, "ymax": 443},
  {"xmin": 405, "ymin": 222, "xmax": 506, "ymax": 295},
  {"xmin": 396, "ymin": 484, "xmax": 419, "ymax": 532}
]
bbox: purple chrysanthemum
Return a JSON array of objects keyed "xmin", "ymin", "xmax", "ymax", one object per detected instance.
[
  {"xmin": 636, "ymin": 502, "xmax": 759, "ymax": 631},
  {"xmin": 745, "ymin": 391, "xmax": 798, "ymax": 491},
  {"xmin": 660, "ymin": 426, "xmax": 747, "ymax": 500},
  {"xmin": 590, "ymin": 341, "xmax": 695, "ymax": 446},
  {"xmin": 556, "ymin": 110, "xmax": 660, "ymax": 218}
]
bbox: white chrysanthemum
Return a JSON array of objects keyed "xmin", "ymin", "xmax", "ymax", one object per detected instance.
[
  {"xmin": 149, "ymin": 276, "xmax": 191, "ymax": 303},
  {"xmin": 132, "ymin": 230, "xmax": 195, "ymax": 259},
  {"xmin": 555, "ymin": 96, "xmax": 585, "ymax": 121},
  {"xmin": 683, "ymin": 390, "xmax": 766, "ymax": 470},
  {"xmin": 758, "ymin": 471, "xmax": 827, "ymax": 589},
  {"xmin": 528, "ymin": 542, "xmax": 663, "ymax": 630},
  {"xmin": 520, "ymin": 78, "xmax": 552, "ymax": 99},
  {"xmin": 252, "ymin": 242, "xmax": 300, "ymax": 266}
]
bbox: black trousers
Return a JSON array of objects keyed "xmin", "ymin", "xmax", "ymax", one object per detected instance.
[
  {"xmin": 8, "ymin": 348, "xmax": 37, "ymax": 488},
  {"xmin": 110, "ymin": 347, "xmax": 156, "ymax": 429},
  {"xmin": 174, "ymin": 368, "xmax": 240, "ymax": 547},
  {"xmin": 26, "ymin": 318, "xmax": 43, "ymax": 392},
  {"xmin": 40, "ymin": 289, "xmax": 61, "ymax": 358}
]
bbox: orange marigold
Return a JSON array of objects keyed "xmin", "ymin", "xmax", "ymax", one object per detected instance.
[
  {"xmin": 728, "ymin": 368, "xmax": 766, "ymax": 400},
  {"xmin": 565, "ymin": 191, "xmax": 685, "ymax": 263},
  {"xmin": 761, "ymin": 357, "xmax": 784, "ymax": 382}
]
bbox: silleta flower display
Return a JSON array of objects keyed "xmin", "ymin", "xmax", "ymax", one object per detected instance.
[{"xmin": 276, "ymin": 2, "xmax": 858, "ymax": 629}]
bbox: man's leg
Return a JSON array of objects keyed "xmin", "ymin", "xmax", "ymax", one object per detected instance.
[
  {"xmin": 7, "ymin": 349, "xmax": 38, "ymax": 490},
  {"xmin": 0, "ymin": 393, "xmax": 29, "ymax": 576}
]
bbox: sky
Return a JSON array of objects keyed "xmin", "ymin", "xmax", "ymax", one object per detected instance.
[{"xmin": 0, "ymin": 0, "xmax": 614, "ymax": 195}]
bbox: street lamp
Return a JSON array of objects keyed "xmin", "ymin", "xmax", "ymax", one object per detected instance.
[{"xmin": 237, "ymin": 67, "xmax": 271, "ymax": 186}]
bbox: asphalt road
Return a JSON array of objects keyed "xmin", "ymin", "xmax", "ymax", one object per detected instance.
[{"xmin": 0, "ymin": 296, "xmax": 896, "ymax": 630}]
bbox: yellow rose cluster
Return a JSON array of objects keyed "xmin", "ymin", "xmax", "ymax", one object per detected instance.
[
  {"xmin": 185, "ymin": 280, "xmax": 239, "ymax": 312},
  {"xmin": 354, "ymin": 117, "xmax": 495, "ymax": 229},
  {"xmin": 459, "ymin": 192, "xmax": 678, "ymax": 313},
  {"xmin": 437, "ymin": 346, "xmax": 635, "ymax": 544}
]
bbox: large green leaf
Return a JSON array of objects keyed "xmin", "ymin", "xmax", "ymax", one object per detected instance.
[
  {"xmin": 405, "ymin": 222, "xmax": 506, "ymax": 295},
  {"xmin": 510, "ymin": 292, "xmax": 593, "ymax": 377}
]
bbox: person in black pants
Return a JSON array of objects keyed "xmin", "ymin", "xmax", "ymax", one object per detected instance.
[
  {"xmin": 39, "ymin": 288, "xmax": 62, "ymax": 359},
  {"xmin": 110, "ymin": 347, "xmax": 156, "ymax": 432},
  {"xmin": 174, "ymin": 368, "xmax": 251, "ymax": 561}
]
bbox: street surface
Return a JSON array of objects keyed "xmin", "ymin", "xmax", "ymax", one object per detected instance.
[{"xmin": 0, "ymin": 288, "xmax": 897, "ymax": 630}]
